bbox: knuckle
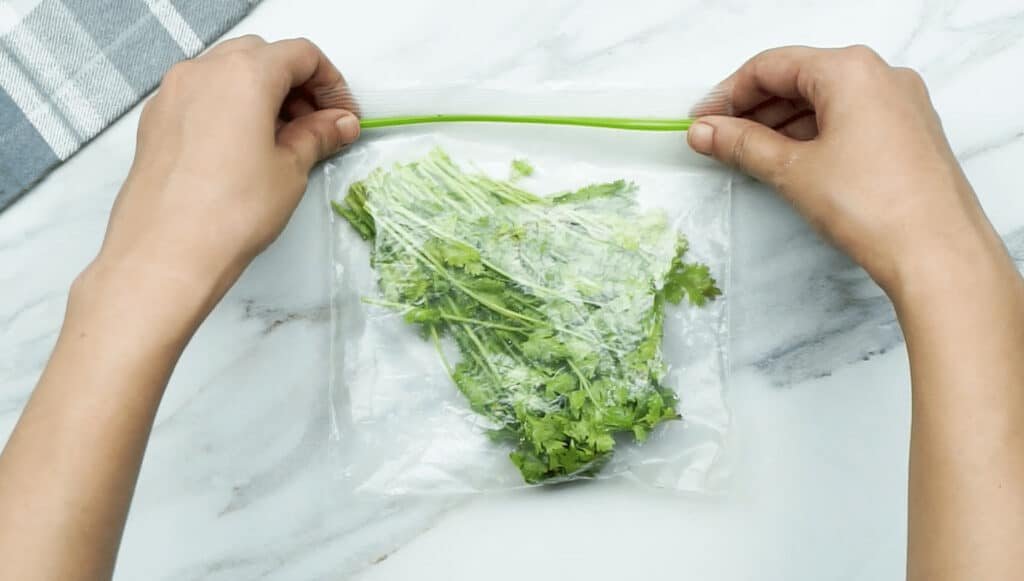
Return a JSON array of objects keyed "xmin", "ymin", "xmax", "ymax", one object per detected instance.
[
  {"xmin": 140, "ymin": 96, "xmax": 157, "ymax": 118},
  {"xmin": 284, "ymin": 146, "xmax": 306, "ymax": 172},
  {"xmin": 223, "ymin": 51, "xmax": 262, "ymax": 79},
  {"xmin": 843, "ymin": 44, "xmax": 882, "ymax": 63},
  {"xmin": 313, "ymin": 127, "xmax": 331, "ymax": 158},
  {"xmin": 317, "ymin": 123, "xmax": 343, "ymax": 158},
  {"xmin": 283, "ymin": 158, "xmax": 310, "ymax": 188},
  {"xmin": 237, "ymin": 33, "xmax": 265, "ymax": 44},
  {"xmin": 160, "ymin": 61, "xmax": 195, "ymax": 89},
  {"xmin": 894, "ymin": 65, "xmax": 921, "ymax": 80},
  {"xmin": 138, "ymin": 98, "xmax": 157, "ymax": 128},
  {"xmin": 223, "ymin": 50, "xmax": 255, "ymax": 67},
  {"xmin": 217, "ymin": 34, "xmax": 264, "ymax": 50},
  {"xmin": 895, "ymin": 66, "xmax": 928, "ymax": 91},
  {"xmin": 286, "ymin": 127, "xmax": 321, "ymax": 169},
  {"xmin": 289, "ymin": 37, "xmax": 322, "ymax": 69},
  {"xmin": 833, "ymin": 45, "xmax": 889, "ymax": 85},
  {"xmin": 729, "ymin": 125, "xmax": 755, "ymax": 171},
  {"xmin": 289, "ymin": 37, "xmax": 317, "ymax": 53}
]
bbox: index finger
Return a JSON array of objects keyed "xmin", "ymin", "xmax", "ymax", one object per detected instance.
[
  {"xmin": 260, "ymin": 38, "xmax": 361, "ymax": 115},
  {"xmin": 693, "ymin": 46, "xmax": 830, "ymax": 117}
]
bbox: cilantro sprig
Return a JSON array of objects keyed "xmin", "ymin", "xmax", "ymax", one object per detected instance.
[{"xmin": 334, "ymin": 149, "xmax": 720, "ymax": 484}]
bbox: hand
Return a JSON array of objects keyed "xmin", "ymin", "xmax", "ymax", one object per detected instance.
[
  {"xmin": 686, "ymin": 45, "xmax": 1006, "ymax": 298},
  {"xmin": 0, "ymin": 38, "xmax": 362, "ymax": 581},
  {"xmin": 83, "ymin": 35, "xmax": 360, "ymax": 330},
  {"xmin": 689, "ymin": 47, "xmax": 1024, "ymax": 581}
]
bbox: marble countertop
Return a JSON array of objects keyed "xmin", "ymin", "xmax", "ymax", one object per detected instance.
[{"xmin": 3, "ymin": 0, "xmax": 1024, "ymax": 579}]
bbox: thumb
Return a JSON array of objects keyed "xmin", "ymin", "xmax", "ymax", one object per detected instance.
[
  {"xmin": 277, "ymin": 109, "xmax": 360, "ymax": 172},
  {"xmin": 687, "ymin": 116, "xmax": 799, "ymax": 186}
]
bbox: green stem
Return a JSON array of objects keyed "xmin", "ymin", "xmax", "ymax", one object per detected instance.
[
  {"xmin": 431, "ymin": 327, "xmax": 455, "ymax": 379},
  {"xmin": 420, "ymin": 156, "xmax": 495, "ymax": 213},
  {"xmin": 567, "ymin": 359, "xmax": 604, "ymax": 411},
  {"xmin": 441, "ymin": 313, "xmax": 529, "ymax": 333},
  {"xmin": 361, "ymin": 297, "xmax": 412, "ymax": 310},
  {"xmin": 372, "ymin": 199, "xmax": 613, "ymax": 351},
  {"xmin": 386, "ymin": 204, "xmax": 603, "ymax": 307},
  {"xmin": 362, "ymin": 296, "xmax": 528, "ymax": 333},
  {"xmin": 445, "ymin": 297, "xmax": 501, "ymax": 381},
  {"xmin": 360, "ymin": 115, "xmax": 693, "ymax": 132},
  {"xmin": 376, "ymin": 217, "xmax": 549, "ymax": 330}
]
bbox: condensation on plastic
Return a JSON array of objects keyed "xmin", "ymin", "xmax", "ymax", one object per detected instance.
[{"xmin": 323, "ymin": 86, "xmax": 731, "ymax": 496}]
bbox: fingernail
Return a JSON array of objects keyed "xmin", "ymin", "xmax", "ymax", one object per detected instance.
[
  {"xmin": 336, "ymin": 113, "xmax": 360, "ymax": 145},
  {"xmin": 688, "ymin": 121, "xmax": 714, "ymax": 155}
]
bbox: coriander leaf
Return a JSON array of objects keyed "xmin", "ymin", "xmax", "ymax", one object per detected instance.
[
  {"xmin": 551, "ymin": 179, "xmax": 633, "ymax": 205},
  {"xmin": 510, "ymin": 158, "xmax": 535, "ymax": 180}
]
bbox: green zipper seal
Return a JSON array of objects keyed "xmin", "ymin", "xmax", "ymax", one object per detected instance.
[{"xmin": 359, "ymin": 114, "xmax": 693, "ymax": 131}]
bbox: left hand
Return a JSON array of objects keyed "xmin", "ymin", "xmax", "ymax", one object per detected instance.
[
  {"xmin": 0, "ymin": 37, "xmax": 362, "ymax": 581},
  {"xmin": 82, "ymin": 35, "xmax": 360, "ymax": 328}
]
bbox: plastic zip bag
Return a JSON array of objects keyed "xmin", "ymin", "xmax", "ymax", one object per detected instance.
[
  {"xmin": 323, "ymin": 86, "xmax": 731, "ymax": 495},
  {"xmin": 319, "ymin": 82, "xmax": 699, "ymax": 129}
]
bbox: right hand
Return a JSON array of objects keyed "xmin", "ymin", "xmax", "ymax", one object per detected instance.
[{"xmin": 687, "ymin": 45, "xmax": 1007, "ymax": 298}]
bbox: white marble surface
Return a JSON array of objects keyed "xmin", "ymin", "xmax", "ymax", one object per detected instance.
[{"xmin": 3, "ymin": 0, "xmax": 1024, "ymax": 579}]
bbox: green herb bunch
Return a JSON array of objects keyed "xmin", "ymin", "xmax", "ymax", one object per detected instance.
[{"xmin": 333, "ymin": 149, "xmax": 720, "ymax": 484}]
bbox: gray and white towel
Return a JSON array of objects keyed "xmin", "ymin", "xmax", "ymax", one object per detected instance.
[{"xmin": 0, "ymin": 0, "xmax": 259, "ymax": 211}]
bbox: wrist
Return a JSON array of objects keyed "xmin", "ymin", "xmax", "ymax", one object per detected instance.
[
  {"xmin": 69, "ymin": 255, "xmax": 223, "ymax": 353},
  {"xmin": 887, "ymin": 223, "xmax": 1020, "ymax": 318}
]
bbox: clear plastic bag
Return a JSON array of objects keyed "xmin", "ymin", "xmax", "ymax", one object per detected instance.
[{"xmin": 323, "ymin": 86, "xmax": 731, "ymax": 495}]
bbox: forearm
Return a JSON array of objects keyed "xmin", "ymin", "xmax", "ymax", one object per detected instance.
[
  {"xmin": 895, "ymin": 222, "xmax": 1024, "ymax": 581},
  {"xmin": 0, "ymin": 35, "xmax": 355, "ymax": 581},
  {"xmin": 0, "ymin": 261, "xmax": 208, "ymax": 581}
]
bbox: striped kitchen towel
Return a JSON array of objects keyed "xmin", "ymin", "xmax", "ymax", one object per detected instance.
[{"xmin": 0, "ymin": 0, "xmax": 260, "ymax": 212}]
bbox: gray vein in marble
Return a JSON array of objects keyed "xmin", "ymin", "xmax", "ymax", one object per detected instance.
[
  {"xmin": 172, "ymin": 494, "xmax": 457, "ymax": 581},
  {"xmin": 1, "ymin": 347, "xmax": 60, "ymax": 418},
  {"xmin": 957, "ymin": 128, "xmax": 1024, "ymax": 161},
  {"xmin": 751, "ymin": 315, "xmax": 901, "ymax": 382},
  {"xmin": 1003, "ymin": 227, "xmax": 1024, "ymax": 265},
  {"xmin": 0, "ymin": 290, "xmax": 64, "ymax": 330},
  {"xmin": 0, "ymin": 291, "xmax": 63, "ymax": 410},
  {"xmin": 736, "ymin": 251, "xmax": 901, "ymax": 384},
  {"xmin": 463, "ymin": 5, "xmax": 694, "ymax": 81},
  {"xmin": 891, "ymin": 0, "xmax": 932, "ymax": 63},
  {"xmin": 0, "ymin": 180, "xmax": 117, "ymax": 253},
  {"xmin": 894, "ymin": 0, "xmax": 1024, "ymax": 79},
  {"xmin": 737, "ymin": 220, "xmax": 1024, "ymax": 386},
  {"xmin": 149, "ymin": 345, "xmax": 263, "ymax": 435},
  {"xmin": 218, "ymin": 383, "xmax": 328, "ymax": 515},
  {"xmin": 241, "ymin": 299, "xmax": 330, "ymax": 335},
  {"xmin": 544, "ymin": 10, "xmax": 695, "ymax": 72}
]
